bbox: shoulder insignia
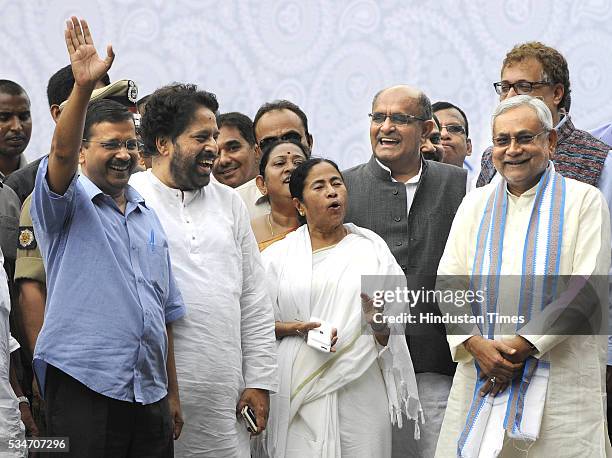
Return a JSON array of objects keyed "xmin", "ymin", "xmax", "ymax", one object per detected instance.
[
  {"xmin": 18, "ymin": 226, "xmax": 37, "ymax": 250},
  {"xmin": 128, "ymin": 80, "xmax": 138, "ymax": 103}
]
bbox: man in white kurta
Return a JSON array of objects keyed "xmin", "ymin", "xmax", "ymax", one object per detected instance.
[
  {"xmin": 131, "ymin": 84, "xmax": 277, "ymax": 457},
  {"xmin": 435, "ymin": 96, "xmax": 612, "ymax": 457},
  {"xmin": 0, "ymin": 247, "xmax": 26, "ymax": 457}
]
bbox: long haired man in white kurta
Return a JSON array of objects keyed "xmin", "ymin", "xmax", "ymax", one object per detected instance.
[
  {"xmin": 435, "ymin": 96, "xmax": 612, "ymax": 457},
  {"xmin": 130, "ymin": 84, "xmax": 278, "ymax": 457}
]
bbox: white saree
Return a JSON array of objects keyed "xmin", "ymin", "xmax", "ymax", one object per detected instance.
[{"xmin": 258, "ymin": 223, "xmax": 421, "ymax": 458}]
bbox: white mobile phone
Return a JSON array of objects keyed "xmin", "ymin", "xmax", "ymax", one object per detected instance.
[
  {"xmin": 241, "ymin": 405, "xmax": 258, "ymax": 434},
  {"xmin": 306, "ymin": 316, "xmax": 334, "ymax": 352}
]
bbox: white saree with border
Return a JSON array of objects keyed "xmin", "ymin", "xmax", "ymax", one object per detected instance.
[{"xmin": 257, "ymin": 223, "xmax": 421, "ymax": 458}]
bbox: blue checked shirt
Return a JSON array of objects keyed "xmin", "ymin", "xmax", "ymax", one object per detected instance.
[{"xmin": 31, "ymin": 157, "xmax": 186, "ymax": 404}]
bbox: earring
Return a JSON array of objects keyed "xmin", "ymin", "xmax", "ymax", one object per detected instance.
[{"xmin": 299, "ymin": 211, "xmax": 304, "ymax": 216}]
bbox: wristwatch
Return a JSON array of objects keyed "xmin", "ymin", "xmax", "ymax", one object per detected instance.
[{"xmin": 16, "ymin": 396, "xmax": 29, "ymax": 406}]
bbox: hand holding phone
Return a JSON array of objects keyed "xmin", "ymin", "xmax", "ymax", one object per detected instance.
[
  {"xmin": 306, "ymin": 316, "xmax": 337, "ymax": 353},
  {"xmin": 241, "ymin": 405, "xmax": 258, "ymax": 434}
]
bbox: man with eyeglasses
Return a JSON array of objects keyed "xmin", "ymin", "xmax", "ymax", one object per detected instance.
[
  {"xmin": 476, "ymin": 42, "xmax": 612, "ymax": 440},
  {"xmin": 431, "ymin": 101, "xmax": 472, "ymax": 169},
  {"xmin": 420, "ymin": 114, "xmax": 445, "ymax": 162},
  {"xmin": 10, "ymin": 76, "xmax": 142, "ymax": 441},
  {"xmin": 477, "ymin": 41, "xmax": 611, "ymax": 191},
  {"xmin": 236, "ymin": 99, "xmax": 312, "ymax": 219},
  {"xmin": 30, "ymin": 18, "xmax": 185, "ymax": 456},
  {"xmin": 343, "ymin": 85, "xmax": 466, "ymax": 458},
  {"xmin": 0, "ymin": 65, "xmax": 119, "ymax": 443},
  {"xmin": 436, "ymin": 94, "xmax": 611, "ymax": 457}
]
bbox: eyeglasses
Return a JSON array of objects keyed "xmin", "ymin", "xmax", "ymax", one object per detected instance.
[
  {"xmin": 492, "ymin": 130, "xmax": 549, "ymax": 148},
  {"xmin": 369, "ymin": 112, "xmax": 427, "ymax": 125},
  {"xmin": 82, "ymin": 138, "xmax": 143, "ymax": 151},
  {"xmin": 258, "ymin": 131, "xmax": 303, "ymax": 150},
  {"xmin": 440, "ymin": 124, "xmax": 466, "ymax": 136},
  {"xmin": 493, "ymin": 80, "xmax": 552, "ymax": 95}
]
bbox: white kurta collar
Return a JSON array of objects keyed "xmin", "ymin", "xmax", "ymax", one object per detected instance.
[
  {"xmin": 148, "ymin": 169, "xmax": 204, "ymax": 205},
  {"xmin": 375, "ymin": 158, "xmax": 422, "ymax": 184}
]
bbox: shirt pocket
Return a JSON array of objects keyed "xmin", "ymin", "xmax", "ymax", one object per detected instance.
[{"xmin": 143, "ymin": 243, "xmax": 169, "ymax": 299}]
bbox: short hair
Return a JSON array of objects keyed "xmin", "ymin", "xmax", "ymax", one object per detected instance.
[
  {"xmin": 47, "ymin": 64, "xmax": 111, "ymax": 108},
  {"xmin": 289, "ymin": 158, "xmax": 343, "ymax": 202},
  {"xmin": 259, "ymin": 138, "xmax": 310, "ymax": 178},
  {"xmin": 491, "ymin": 95, "xmax": 553, "ymax": 133},
  {"xmin": 0, "ymin": 80, "xmax": 28, "ymax": 98},
  {"xmin": 217, "ymin": 112, "xmax": 256, "ymax": 146},
  {"xmin": 432, "ymin": 114, "xmax": 441, "ymax": 129},
  {"xmin": 83, "ymin": 99, "xmax": 134, "ymax": 140},
  {"xmin": 253, "ymin": 100, "xmax": 310, "ymax": 140},
  {"xmin": 502, "ymin": 41, "xmax": 571, "ymax": 112},
  {"xmin": 141, "ymin": 83, "xmax": 219, "ymax": 156},
  {"xmin": 372, "ymin": 88, "xmax": 432, "ymax": 120},
  {"xmin": 432, "ymin": 101, "xmax": 470, "ymax": 137},
  {"xmin": 137, "ymin": 94, "xmax": 151, "ymax": 113},
  {"xmin": 417, "ymin": 93, "xmax": 433, "ymax": 120}
]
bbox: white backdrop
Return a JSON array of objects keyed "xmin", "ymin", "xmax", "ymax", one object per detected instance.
[{"xmin": 3, "ymin": 0, "xmax": 612, "ymax": 177}]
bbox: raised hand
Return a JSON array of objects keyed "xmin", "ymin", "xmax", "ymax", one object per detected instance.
[
  {"xmin": 361, "ymin": 293, "xmax": 384, "ymax": 329},
  {"xmin": 360, "ymin": 293, "xmax": 390, "ymax": 346},
  {"xmin": 64, "ymin": 16, "xmax": 114, "ymax": 89}
]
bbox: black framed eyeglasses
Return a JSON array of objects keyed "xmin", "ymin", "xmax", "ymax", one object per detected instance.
[
  {"xmin": 258, "ymin": 131, "xmax": 303, "ymax": 150},
  {"xmin": 369, "ymin": 112, "xmax": 427, "ymax": 125},
  {"xmin": 82, "ymin": 138, "xmax": 143, "ymax": 151},
  {"xmin": 492, "ymin": 130, "xmax": 549, "ymax": 147},
  {"xmin": 440, "ymin": 124, "xmax": 466, "ymax": 135},
  {"xmin": 493, "ymin": 80, "xmax": 552, "ymax": 96}
]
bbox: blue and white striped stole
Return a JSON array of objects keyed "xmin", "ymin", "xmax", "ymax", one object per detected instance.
[{"xmin": 457, "ymin": 163, "xmax": 566, "ymax": 457}]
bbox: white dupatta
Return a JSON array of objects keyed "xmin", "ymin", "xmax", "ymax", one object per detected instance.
[{"xmin": 257, "ymin": 223, "xmax": 421, "ymax": 458}]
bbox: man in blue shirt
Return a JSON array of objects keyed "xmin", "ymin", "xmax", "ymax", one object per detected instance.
[{"xmin": 30, "ymin": 16, "xmax": 185, "ymax": 457}]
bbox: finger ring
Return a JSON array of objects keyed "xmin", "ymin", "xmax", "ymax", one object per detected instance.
[{"xmin": 490, "ymin": 377, "xmax": 496, "ymax": 384}]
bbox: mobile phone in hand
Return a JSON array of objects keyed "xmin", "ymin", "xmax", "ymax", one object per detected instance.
[
  {"xmin": 241, "ymin": 405, "xmax": 258, "ymax": 434},
  {"xmin": 307, "ymin": 316, "xmax": 334, "ymax": 352}
]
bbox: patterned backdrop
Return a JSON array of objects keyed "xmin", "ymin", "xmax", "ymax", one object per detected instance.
[{"xmin": 3, "ymin": 0, "xmax": 612, "ymax": 179}]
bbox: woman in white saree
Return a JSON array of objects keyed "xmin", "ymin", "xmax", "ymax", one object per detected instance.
[{"xmin": 256, "ymin": 158, "xmax": 421, "ymax": 458}]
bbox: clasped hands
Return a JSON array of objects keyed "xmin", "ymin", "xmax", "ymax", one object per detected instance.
[{"xmin": 463, "ymin": 335, "xmax": 536, "ymax": 397}]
